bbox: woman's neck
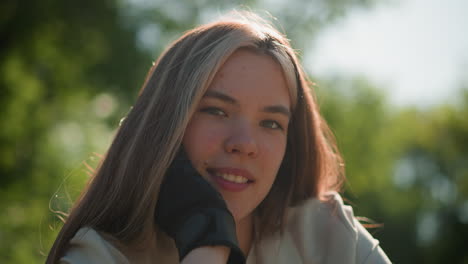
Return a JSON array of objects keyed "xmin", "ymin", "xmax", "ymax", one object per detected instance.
[{"xmin": 236, "ymin": 214, "xmax": 254, "ymax": 256}]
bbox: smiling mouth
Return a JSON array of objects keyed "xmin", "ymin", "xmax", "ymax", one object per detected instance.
[{"xmin": 207, "ymin": 169, "xmax": 255, "ymax": 184}]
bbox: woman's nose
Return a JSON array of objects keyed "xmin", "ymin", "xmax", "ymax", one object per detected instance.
[{"xmin": 224, "ymin": 122, "xmax": 258, "ymax": 158}]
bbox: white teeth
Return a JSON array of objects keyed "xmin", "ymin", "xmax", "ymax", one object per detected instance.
[{"xmin": 216, "ymin": 173, "xmax": 249, "ymax": 184}]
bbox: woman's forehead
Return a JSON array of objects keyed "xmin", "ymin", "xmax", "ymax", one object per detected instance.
[{"xmin": 204, "ymin": 49, "xmax": 291, "ymax": 110}]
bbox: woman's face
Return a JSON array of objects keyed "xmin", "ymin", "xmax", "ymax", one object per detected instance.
[{"xmin": 183, "ymin": 49, "xmax": 291, "ymax": 223}]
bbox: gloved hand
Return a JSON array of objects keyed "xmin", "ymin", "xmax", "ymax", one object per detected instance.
[{"xmin": 155, "ymin": 149, "xmax": 246, "ymax": 263}]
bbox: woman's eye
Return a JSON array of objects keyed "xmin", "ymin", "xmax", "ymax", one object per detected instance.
[
  {"xmin": 261, "ymin": 120, "xmax": 283, "ymax": 130},
  {"xmin": 200, "ymin": 107, "xmax": 226, "ymax": 116}
]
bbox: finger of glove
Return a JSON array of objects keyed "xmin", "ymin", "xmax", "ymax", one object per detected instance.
[
  {"xmin": 175, "ymin": 208, "xmax": 243, "ymax": 262},
  {"xmin": 156, "ymin": 158, "xmax": 228, "ymax": 231},
  {"xmin": 162, "ymin": 158, "xmax": 226, "ymax": 208}
]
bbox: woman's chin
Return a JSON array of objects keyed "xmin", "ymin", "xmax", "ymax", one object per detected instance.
[{"xmin": 227, "ymin": 205, "xmax": 253, "ymax": 224}]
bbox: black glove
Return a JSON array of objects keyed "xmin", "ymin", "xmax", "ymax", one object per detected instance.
[{"xmin": 155, "ymin": 149, "xmax": 246, "ymax": 263}]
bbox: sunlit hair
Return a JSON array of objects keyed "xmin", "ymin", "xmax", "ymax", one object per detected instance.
[{"xmin": 47, "ymin": 10, "xmax": 344, "ymax": 263}]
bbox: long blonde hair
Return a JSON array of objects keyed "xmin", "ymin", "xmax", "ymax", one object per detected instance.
[{"xmin": 47, "ymin": 11, "xmax": 343, "ymax": 263}]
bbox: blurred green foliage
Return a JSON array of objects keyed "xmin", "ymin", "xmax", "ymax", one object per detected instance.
[{"xmin": 1, "ymin": 0, "xmax": 467, "ymax": 263}]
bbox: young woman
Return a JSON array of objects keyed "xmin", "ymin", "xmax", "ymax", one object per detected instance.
[{"xmin": 47, "ymin": 11, "xmax": 391, "ymax": 264}]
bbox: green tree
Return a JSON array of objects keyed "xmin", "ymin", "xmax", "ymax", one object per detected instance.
[
  {"xmin": 0, "ymin": 0, "xmax": 148, "ymax": 262},
  {"xmin": 316, "ymin": 76, "xmax": 468, "ymax": 263}
]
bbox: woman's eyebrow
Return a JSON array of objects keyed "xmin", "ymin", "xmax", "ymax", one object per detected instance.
[
  {"xmin": 203, "ymin": 90, "xmax": 290, "ymax": 118},
  {"xmin": 262, "ymin": 105, "xmax": 291, "ymax": 118},
  {"xmin": 203, "ymin": 90, "xmax": 238, "ymax": 105}
]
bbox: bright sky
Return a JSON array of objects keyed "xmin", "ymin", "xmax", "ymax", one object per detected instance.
[{"xmin": 305, "ymin": 0, "xmax": 468, "ymax": 108}]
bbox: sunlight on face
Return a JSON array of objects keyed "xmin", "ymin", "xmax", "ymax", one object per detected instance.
[{"xmin": 183, "ymin": 49, "xmax": 291, "ymax": 223}]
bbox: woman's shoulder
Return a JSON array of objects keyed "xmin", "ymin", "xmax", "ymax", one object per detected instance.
[
  {"xmin": 288, "ymin": 191, "xmax": 354, "ymax": 229},
  {"xmin": 286, "ymin": 191, "xmax": 391, "ymax": 263},
  {"xmin": 287, "ymin": 191, "xmax": 358, "ymax": 239},
  {"xmin": 251, "ymin": 192, "xmax": 391, "ymax": 264},
  {"xmin": 60, "ymin": 227, "xmax": 130, "ymax": 264}
]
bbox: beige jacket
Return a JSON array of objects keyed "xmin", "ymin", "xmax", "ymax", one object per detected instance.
[{"xmin": 61, "ymin": 192, "xmax": 391, "ymax": 264}]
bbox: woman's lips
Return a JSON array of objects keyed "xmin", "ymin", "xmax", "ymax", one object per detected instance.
[{"xmin": 207, "ymin": 168, "xmax": 255, "ymax": 192}]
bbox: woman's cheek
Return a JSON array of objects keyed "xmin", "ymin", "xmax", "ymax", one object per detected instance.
[
  {"xmin": 263, "ymin": 135, "xmax": 287, "ymax": 165},
  {"xmin": 184, "ymin": 120, "xmax": 224, "ymax": 162},
  {"xmin": 197, "ymin": 123, "xmax": 225, "ymax": 150}
]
